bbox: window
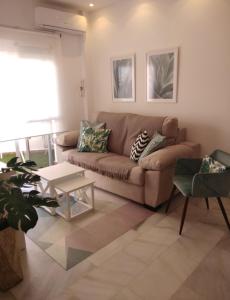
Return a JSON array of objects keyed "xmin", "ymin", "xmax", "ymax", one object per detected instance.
[
  {"xmin": 0, "ymin": 35, "xmax": 60, "ymax": 138},
  {"xmin": 0, "ymin": 28, "xmax": 61, "ymax": 166}
]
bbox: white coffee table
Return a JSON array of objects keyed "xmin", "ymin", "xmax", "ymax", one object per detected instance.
[
  {"xmin": 34, "ymin": 162, "xmax": 95, "ymax": 221},
  {"xmin": 54, "ymin": 176, "xmax": 95, "ymax": 221}
]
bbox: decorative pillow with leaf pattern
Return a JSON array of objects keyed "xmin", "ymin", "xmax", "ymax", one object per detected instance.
[
  {"xmin": 78, "ymin": 127, "xmax": 111, "ymax": 153},
  {"xmin": 77, "ymin": 120, "xmax": 105, "ymax": 149}
]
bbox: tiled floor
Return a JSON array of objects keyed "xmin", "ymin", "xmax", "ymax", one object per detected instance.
[{"xmin": 1, "ymin": 189, "xmax": 230, "ymax": 300}]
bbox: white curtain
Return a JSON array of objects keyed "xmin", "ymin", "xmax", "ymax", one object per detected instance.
[{"xmin": 0, "ymin": 28, "xmax": 61, "ymax": 140}]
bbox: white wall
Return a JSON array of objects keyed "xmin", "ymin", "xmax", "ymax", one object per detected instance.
[
  {"xmin": 0, "ymin": 0, "xmax": 35, "ymax": 29},
  {"xmin": 0, "ymin": 0, "xmax": 85, "ymax": 132},
  {"xmin": 86, "ymin": 0, "xmax": 230, "ymax": 154}
]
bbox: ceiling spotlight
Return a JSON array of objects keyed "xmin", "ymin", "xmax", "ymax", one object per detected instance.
[{"xmin": 89, "ymin": 3, "xmax": 95, "ymax": 7}]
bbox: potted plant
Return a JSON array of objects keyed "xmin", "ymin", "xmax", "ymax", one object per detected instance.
[{"xmin": 0, "ymin": 157, "xmax": 58, "ymax": 291}]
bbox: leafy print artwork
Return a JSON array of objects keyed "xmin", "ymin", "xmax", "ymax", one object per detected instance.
[
  {"xmin": 148, "ymin": 51, "xmax": 176, "ymax": 100},
  {"xmin": 78, "ymin": 127, "xmax": 111, "ymax": 153}
]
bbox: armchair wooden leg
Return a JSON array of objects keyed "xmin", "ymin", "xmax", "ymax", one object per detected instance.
[
  {"xmin": 216, "ymin": 197, "xmax": 230, "ymax": 231},
  {"xmin": 165, "ymin": 185, "xmax": 176, "ymax": 214},
  {"xmin": 179, "ymin": 197, "xmax": 190, "ymax": 235},
  {"xmin": 204, "ymin": 198, "xmax": 209, "ymax": 210}
]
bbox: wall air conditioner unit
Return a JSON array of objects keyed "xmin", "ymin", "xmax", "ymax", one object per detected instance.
[{"xmin": 35, "ymin": 7, "xmax": 87, "ymax": 35}]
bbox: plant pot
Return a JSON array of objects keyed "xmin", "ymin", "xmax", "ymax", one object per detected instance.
[{"xmin": 0, "ymin": 227, "xmax": 23, "ymax": 291}]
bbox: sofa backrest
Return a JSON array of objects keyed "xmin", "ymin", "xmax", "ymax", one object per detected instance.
[
  {"xmin": 123, "ymin": 114, "xmax": 165, "ymax": 156},
  {"xmin": 97, "ymin": 111, "xmax": 178, "ymax": 156},
  {"xmin": 97, "ymin": 112, "xmax": 127, "ymax": 155}
]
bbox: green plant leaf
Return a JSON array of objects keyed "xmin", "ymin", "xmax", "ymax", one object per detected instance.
[
  {"xmin": 7, "ymin": 157, "xmax": 19, "ymax": 168},
  {"xmin": 8, "ymin": 173, "xmax": 40, "ymax": 187},
  {"xmin": 24, "ymin": 193, "xmax": 59, "ymax": 208},
  {"xmin": 0, "ymin": 219, "xmax": 8, "ymax": 231},
  {"xmin": 20, "ymin": 160, "xmax": 37, "ymax": 168},
  {"xmin": 7, "ymin": 204, "xmax": 38, "ymax": 233},
  {"xmin": 0, "ymin": 157, "xmax": 58, "ymax": 232}
]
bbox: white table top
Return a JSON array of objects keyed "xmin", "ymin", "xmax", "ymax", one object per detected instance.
[
  {"xmin": 54, "ymin": 176, "xmax": 94, "ymax": 193},
  {"xmin": 34, "ymin": 162, "xmax": 85, "ymax": 182}
]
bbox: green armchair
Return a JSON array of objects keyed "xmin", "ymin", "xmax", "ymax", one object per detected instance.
[{"xmin": 165, "ymin": 149, "xmax": 230, "ymax": 235}]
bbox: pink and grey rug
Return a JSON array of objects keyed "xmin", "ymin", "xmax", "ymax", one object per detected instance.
[{"xmin": 27, "ymin": 190, "xmax": 153, "ymax": 270}]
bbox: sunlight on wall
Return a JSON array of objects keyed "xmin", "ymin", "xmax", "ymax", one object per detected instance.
[
  {"xmin": 73, "ymin": 14, "xmax": 87, "ymax": 30},
  {"xmin": 178, "ymin": 0, "xmax": 213, "ymax": 17},
  {"xmin": 133, "ymin": 2, "xmax": 156, "ymax": 19},
  {"xmin": 93, "ymin": 16, "xmax": 112, "ymax": 32},
  {"xmin": 186, "ymin": 0, "xmax": 210, "ymax": 8}
]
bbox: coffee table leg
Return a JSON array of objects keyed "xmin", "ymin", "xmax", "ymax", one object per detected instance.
[
  {"xmin": 78, "ymin": 189, "xmax": 84, "ymax": 202},
  {"xmin": 49, "ymin": 185, "xmax": 57, "ymax": 216},
  {"xmin": 74, "ymin": 191, "xmax": 78, "ymax": 201},
  {"xmin": 91, "ymin": 184, "xmax": 95, "ymax": 210},
  {"xmin": 65, "ymin": 193, "xmax": 71, "ymax": 221},
  {"xmin": 37, "ymin": 182, "xmax": 44, "ymax": 196}
]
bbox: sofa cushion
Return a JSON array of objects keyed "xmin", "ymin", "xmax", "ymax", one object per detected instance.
[
  {"xmin": 63, "ymin": 150, "xmax": 111, "ymax": 166},
  {"xmin": 96, "ymin": 112, "xmax": 127, "ymax": 155},
  {"xmin": 162, "ymin": 117, "xmax": 178, "ymax": 138},
  {"xmin": 62, "ymin": 150, "xmax": 144, "ymax": 185},
  {"xmin": 127, "ymin": 166, "xmax": 145, "ymax": 186},
  {"xmin": 98, "ymin": 155, "xmax": 144, "ymax": 185},
  {"xmin": 123, "ymin": 114, "xmax": 166, "ymax": 156}
]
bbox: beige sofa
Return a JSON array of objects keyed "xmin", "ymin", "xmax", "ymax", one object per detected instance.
[{"xmin": 56, "ymin": 112, "xmax": 200, "ymax": 209}]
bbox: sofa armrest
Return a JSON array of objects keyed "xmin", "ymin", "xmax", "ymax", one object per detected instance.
[
  {"xmin": 55, "ymin": 130, "xmax": 79, "ymax": 147},
  {"xmin": 139, "ymin": 142, "xmax": 200, "ymax": 171}
]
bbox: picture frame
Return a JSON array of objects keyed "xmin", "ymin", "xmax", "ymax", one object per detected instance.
[
  {"xmin": 111, "ymin": 54, "xmax": 135, "ymax": 102},
  {"xmin": 146, "ymin": 48, "xmax": 178, "ymax": 103}
]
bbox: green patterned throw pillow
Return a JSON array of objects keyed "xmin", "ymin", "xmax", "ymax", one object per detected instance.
[
  {"xmin": 199, "ymin": 156, "xmax": 226, "ymax": 173},
  {"xmin": 78, "ymin": 127, "xmax": 111, "ymax": 153},
  {"xmin": 77, "ymin": 120, "xmax": 105, "ymax": 149},
  {"xmin": 139, "ymin": 131, "xmax": 166, "ymax": 161}
]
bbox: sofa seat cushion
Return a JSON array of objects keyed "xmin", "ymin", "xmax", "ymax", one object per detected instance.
[
  {"xmin": 98, "ymin": 155, "xmax": 145, "ymax": 186},
  {"xmin": 62, "ymin": 150, "xmax": 145, "ymax": 186},
  {"xmin": 63, "ymin": 150, "xmax": 111, "ymax": 166}
]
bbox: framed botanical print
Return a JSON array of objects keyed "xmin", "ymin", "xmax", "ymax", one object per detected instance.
[
  {"xmin": 111, "ymin": 54, "xmax": 135, "ymax": 102},
  {"xmin": 146, "ymin": 48, "xmax": 178, "ymax": 102}
]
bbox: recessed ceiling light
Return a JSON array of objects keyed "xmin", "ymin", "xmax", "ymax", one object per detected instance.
[{"xmin": 89, "ymin": 3, "xmax": 95, "ymax": 7}]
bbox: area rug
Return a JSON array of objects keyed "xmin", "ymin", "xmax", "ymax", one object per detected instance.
[{"xmin": 27, "ymin": 191, "xmax": 153, "ymax": 270}]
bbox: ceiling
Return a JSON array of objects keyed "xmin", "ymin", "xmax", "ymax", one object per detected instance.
[{"xmin": 44, "ymin": 0, "xmax": 118, "ymax": 12}]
